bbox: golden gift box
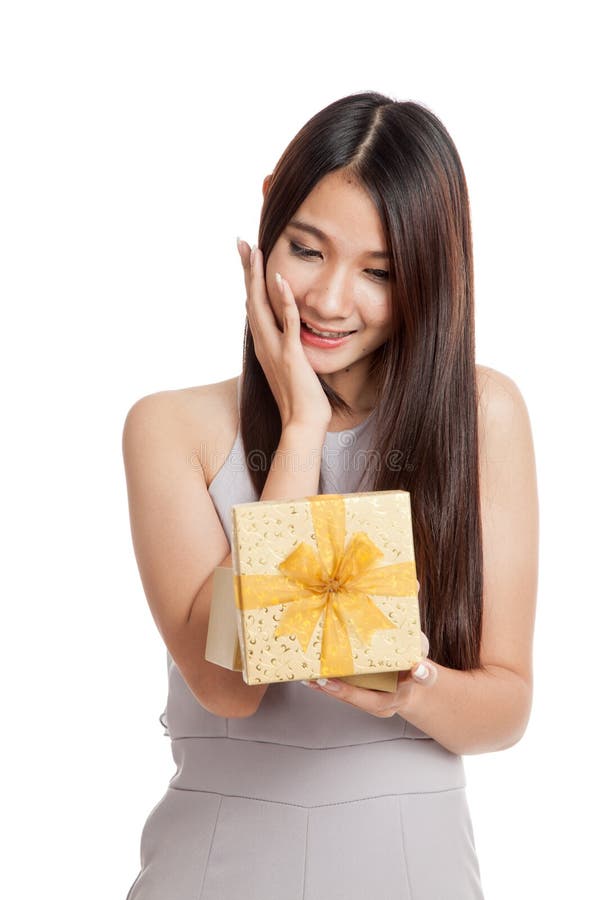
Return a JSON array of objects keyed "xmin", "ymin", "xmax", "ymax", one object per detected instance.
[
  {"xmin": 205, "ymin": 566, "xmax": 404, "ymax": 691},
  {"xmin": 205, "ymin": 490, "xmax": 422, "ymax": 692}
]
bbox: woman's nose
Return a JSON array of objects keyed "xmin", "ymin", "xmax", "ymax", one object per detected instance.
[{"xmin": 303, "ymin": 269, "xmax": 356, "ymax": 320}]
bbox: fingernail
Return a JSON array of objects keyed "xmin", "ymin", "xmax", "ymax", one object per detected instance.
[
  {"xmin": 236, "ymin": 237, "xmax": 243, "ymax": 260},
  {"xmin": 317, "ymin": 678, "xmax": 340, "ymax": 691},
  {"xmin": 414, "ymin": 663, "xmax": 428, "ymax": 680},
  {"xmin": 299, "ymin": 680, "xmax": 312, "ymax": 688}
]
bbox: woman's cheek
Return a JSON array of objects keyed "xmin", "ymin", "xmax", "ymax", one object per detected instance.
[{"xmin": 367, "ymin": 292, "xmax": 392, "ymax": 318}]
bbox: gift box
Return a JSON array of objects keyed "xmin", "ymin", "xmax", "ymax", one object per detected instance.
[
  {"xmin": 205, "ymin": 565, "xmax": 244, "ymax": 672},
  {"xmin": 208, "ymin": 490, "xmax": 422, "ymax": 690},
  {"xmin": 205, "ymin": 565, "xmax": 402, "ymax": 691}
]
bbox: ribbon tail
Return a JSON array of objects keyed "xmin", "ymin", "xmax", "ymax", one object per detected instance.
[
  {"xmin": 338, "ymin": 589, "xmax": 397, "ymax": 645},
  {"xmin": 275, "ymin": 593, "xmax": 326, "ymax": 652},
  {"xmin": 320, "ymin": 594, "xmax": 354, "ymax": 677}
]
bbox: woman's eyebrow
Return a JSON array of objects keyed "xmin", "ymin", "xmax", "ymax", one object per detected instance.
[{"xmin": 287, "ymin": 218, "xmax": 389, "ymax": 259}]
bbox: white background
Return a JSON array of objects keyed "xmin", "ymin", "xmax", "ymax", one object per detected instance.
[{"xmin": 1, "ymin": 1, "xmax": 598, "ymax": 897}]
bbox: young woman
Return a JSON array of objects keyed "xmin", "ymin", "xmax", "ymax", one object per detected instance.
[{"xmin": 122, "ymin": 91, "xmax": 538, "ymax": 899}]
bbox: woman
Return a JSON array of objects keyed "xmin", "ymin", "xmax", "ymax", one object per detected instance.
[{"xmin": 122, "ymin": 91, "xmax": 538, "ymax": 899}]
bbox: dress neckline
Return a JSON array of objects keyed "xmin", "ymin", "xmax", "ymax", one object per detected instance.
[{"xmin": 324, "ymin": 407, "xmax": 376, "ymax": 442}]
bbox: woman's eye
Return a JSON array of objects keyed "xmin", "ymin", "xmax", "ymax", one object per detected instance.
[
  {"xmin": 289, "ymin": 240, "xmax": 321, "ymax": 258},
  {"xmin": 288, "ymin": 240, "xmax": 390, "ymax": 281},
  {"xmin": 368, "ymin": 269, "xmax": 390, "ymax": 281}
]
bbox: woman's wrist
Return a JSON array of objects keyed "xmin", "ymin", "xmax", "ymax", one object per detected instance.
[
  {"xmin": 280, "ymin": 421, "xmax": 329, "ymax": 444},
  {"xmin": 394, "ymin": 678, "xmax": 417, "ymax": 717}
]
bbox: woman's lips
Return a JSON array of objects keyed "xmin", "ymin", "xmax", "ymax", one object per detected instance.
[
  {"xmin": 299, "ymin": 321, "xmax": 356, "ymax": 348},
  {"xmin": 300, "ymin": 317, "xmax": 356, "ymax": 336}
]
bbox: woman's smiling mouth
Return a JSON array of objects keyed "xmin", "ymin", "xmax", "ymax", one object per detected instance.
[
  {"xmin": 299, "ymin": 319, "xmax": 358, "ymax": 347},
  {"xmin": 300, "ymin": 318, "xmax": 357, "ymax": 338}
]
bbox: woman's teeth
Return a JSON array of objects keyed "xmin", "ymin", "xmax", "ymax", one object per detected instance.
[{"xmin": 302, "ymin": 321, "xmax": 354, "ymax": 338}]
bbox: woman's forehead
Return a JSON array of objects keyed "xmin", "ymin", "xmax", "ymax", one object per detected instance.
[{"xmin": 291, "ymin": 173, "xmax": 387, "ymax": 252}]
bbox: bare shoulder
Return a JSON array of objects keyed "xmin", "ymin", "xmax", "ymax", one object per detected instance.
[
  {"xmin": 474, "ymin": 364, "xmax": 536, "ymax": 500},
  {"xmin": 123, "ymin": 375, "xmax": 240, "ymax": 485},
  {"xmin": 475, "ymin": 363, "xmax": 526, "ymax": 407},
  {"xmin": 475, "ymin": 363, "xmax": 532, "ymax": 430}
]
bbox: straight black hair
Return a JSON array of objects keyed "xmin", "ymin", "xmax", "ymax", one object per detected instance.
[{"xmin": 240, "ymin": 92, "xmax": 482, "ymax": 670}]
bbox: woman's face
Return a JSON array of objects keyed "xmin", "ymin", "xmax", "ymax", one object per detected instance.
[{"xmin": 264, "ymin": 170, "xmax": 394, "ymax": 386}]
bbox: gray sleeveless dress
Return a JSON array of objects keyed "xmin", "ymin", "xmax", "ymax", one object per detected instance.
[{"xmin": 125, "ymin": 378, "xmax": 485, "ymax": 899}]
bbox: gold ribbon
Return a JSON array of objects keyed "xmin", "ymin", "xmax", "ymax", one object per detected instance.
[{"xmin": 234, "ymin": 494, "xmax": 417, "ymax": 677}]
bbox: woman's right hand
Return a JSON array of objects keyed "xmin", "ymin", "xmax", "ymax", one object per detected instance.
[{"xmin": 238, "ymin": 239, "xmax": 333, "ymax": 432}]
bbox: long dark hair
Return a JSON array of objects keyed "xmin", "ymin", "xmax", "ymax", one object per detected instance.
[{"xmin": 239, "ymin": 91, "xmax": 482, "ymax": 671}]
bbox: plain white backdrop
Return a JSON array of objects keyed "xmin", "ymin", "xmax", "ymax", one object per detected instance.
[{"xmin": 1, "ymin": 1, "xmax": 598, "ymax": 897}]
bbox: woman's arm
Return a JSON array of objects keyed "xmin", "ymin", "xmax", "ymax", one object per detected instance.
[
  {"xmin": 311, "ymin": 368, "xmax": 539, "ymax": 755},
  {"xmin": 122, "ymin": 387, "xmax": 327, "ymax": 719},
  {"xmin": 391, "ymin": 661, "xmax": 532, "ymax": 756}
]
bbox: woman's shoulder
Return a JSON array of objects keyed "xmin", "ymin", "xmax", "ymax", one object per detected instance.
[
  {"xmin": 124, "ymin": 375, "xmax": 240, "ymax": 485},
  {"xmin": 474, "ymin": 363, "xmax": 535, "ymax": 488},
  {"xmin": 475, "ymin": 363, "xmax": 529, "ymax": 416}
]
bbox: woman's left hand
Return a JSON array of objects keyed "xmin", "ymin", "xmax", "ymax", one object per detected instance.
[{"xmin": 299, "ymin": 581, "xmax": 438, "ymax": 717}]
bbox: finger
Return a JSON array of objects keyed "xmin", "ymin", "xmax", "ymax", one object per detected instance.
[
  {"xmin": 237, "ymin": 237, "xmax": 251, "ymax": 270},
  {"xmin": 237, "ymin": 238, "xmax": 252, "ymax": 303},
  {"xmin": 250, "ymin": 246, "xmax": 270, "ymax": 308},
  {"xmin": 239, "ymin": 239, "xmax": 258, "ymax": 337},
  {"xmin": 242, "ymin": 247, "xmax": 279, "ymax": 362},
  {"xmin": 247, "ymin": 245, "xmax": 281, "ymax": 341},
  {"xmin": 238, "ymin": 240, "xmax": 261, "ymax": 318},
  {"xmin": 275, "ymin": 272, "xmax": 300, "ymax": 341},
  {"xmin": 411, "ymin": 659, "xmax": 438, "ymax": 687},
  {"xmin": 305, "ymin": 678, "xmax": 396, "ymax": 717}
]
